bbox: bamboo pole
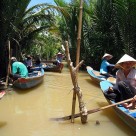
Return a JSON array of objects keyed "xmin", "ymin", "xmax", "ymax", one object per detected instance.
[
  {"xmin": 71, "ymin": 0, "xmax": 84, "ymax": 123},
  {"xmin": 76, "ymin": 0, "xmax": 83, "ymax": 66},
  {"xmin": 65, "ymin": 41, "xmax": 87, "ymax": 124},
  {"xmin": 5, "ymin": 40, "xmax": 11, "ymax": 88}
]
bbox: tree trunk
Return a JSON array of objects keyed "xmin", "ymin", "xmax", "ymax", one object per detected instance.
[{"xmin": 0, "ymin": 39, "xmax": 8, "ymax": 79}]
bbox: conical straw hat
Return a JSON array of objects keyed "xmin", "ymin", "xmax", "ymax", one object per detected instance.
[
  {"xmin": 11, "ymin": 57, "xmax": 17, "ymax": 61},
  {"xmin": 115, "ymin": 54, "xmax": 136, "ymax": 68},
  {"xmin": 102, "ymin": 53, "xmax": 113, "ymax": 60},
  {"xmin": 57, "ymin": 52, "xmax": 62, "ymax": 55}
]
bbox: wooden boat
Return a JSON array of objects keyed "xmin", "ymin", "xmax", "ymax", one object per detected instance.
[
  {"xmin": 42, "ymin": 63, "xmax": 64, "ymax": 73},
  {"xmin": 86, "ymin": 66, "xmax": 116, "ymax": 85},
  {"xmin": 13, "ymin": 67, "xmax": 44, "ymax": 89},
  {"xmin": 100, "ymin": 80, "xmax": 136, "ymax": 131}
]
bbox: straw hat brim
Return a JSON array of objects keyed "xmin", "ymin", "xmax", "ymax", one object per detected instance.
[
  {"xmin": 115, "ymin": 54, "xmax": 136, "ymax": 68},
  {"xmin": 115, "ymin": 62, "xmax": 136, "ymax": 69},
  {"xmin": 102, "ymin": 53, "xmax": 113, "ymax": 60}
]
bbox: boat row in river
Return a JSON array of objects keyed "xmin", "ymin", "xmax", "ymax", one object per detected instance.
[
  {"xmin": 0, "ymin": 64, "xmax": 136, "ymax": 132},
  {"xmin": 0, "ymin": 62, "xmax": 64, "ymax": 90}
]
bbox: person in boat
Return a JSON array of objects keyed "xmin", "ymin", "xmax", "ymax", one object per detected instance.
[
  {"xmin": 10, "ymin": 57, "xmax": 28, "ymax": 81},
  {"xmin": 34, "ymin": 57, "xmax": 42, "ymax": 67},
  {"xmin": 53, "ymin": 59, "xmax": 61, "ymax": 66},
  {"xmin": 100, "ymin": 53, "xmax": 115, "ymax": 77},
  {"xmin": 21, "ymin": 53, "xmax": 27, "ymax": 65},
  {"xmin": 56, "ymin": 52, "xmax": 63, "ymax": 62},
  {"xmin": 104, "ymin": 54, "xmax": 136, "ymax": 109},
  {"xmin": 25, "ymin": 55, "xmax": 33, "ymax": 72}
]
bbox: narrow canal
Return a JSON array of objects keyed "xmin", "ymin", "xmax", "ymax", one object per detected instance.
[{"xmin": 0, "ymin": 62, "xmax": 135, "ymax": 136}]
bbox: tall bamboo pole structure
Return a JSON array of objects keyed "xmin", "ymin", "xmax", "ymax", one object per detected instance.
[
  {"xmin": 65, "ymin": 41, "xmax": 87, "ymax": 124},
  {"xmin": 5, "ymin": 40, "xmax": 11, "ymax": 88},
  {"xmin": 76, "ymin": 0, "xmax": 83, "ymax": 67},
  {"xmin": 71, "ymin": 0, "xmax": 84, "ymax": 123}
]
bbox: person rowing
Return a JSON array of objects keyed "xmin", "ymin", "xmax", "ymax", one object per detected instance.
[
  {"xmin": 104, "ymin": 54, "xmax": 136, "ymax": 109},
  {"xmin": 100, "ymin": 53, "xmax": 115, "ymax": 77}
]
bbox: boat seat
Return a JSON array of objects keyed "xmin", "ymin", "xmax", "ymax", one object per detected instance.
[
  {"xmin": 31, "ymin": 67, "xmax": 41, "ymax": 71},
  {"xmin": 28, "ymin": 71, "xmax": 39, "ymax": 77},
  {"xmin": 88, "ymin": 70, "xmax": 105, "ymax": 78},
  {"xmin": 100, "ymin": 81, "xmax": 113, "ymax": 91}
]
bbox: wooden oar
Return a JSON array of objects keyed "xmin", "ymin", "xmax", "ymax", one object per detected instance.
[{"xmin": 50, "ymin": 97, "xmax": 134, "ymax": 121}]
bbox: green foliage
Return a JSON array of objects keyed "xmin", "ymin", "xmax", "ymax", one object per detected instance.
[
  {"xmin": 0, "ymin": 0, "xmax": 57, "ymax": 77},
  {"xmin": 0, "ymin": 0, "xmax": 32, "ymax": 77},
  {"xmin": 27, "ymin": 32, "xmax": 61, "ymax": 60},
  {"xmin": 1, "ymin": 0, "xmax": 136, "ymax": 78},
  {"xmin": 81, "ymin": 0, "xmax": 136, "ymax": 69}
]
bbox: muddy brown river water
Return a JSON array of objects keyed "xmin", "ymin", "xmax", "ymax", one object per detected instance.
[{"xmin": 0, "ymin": 63, "xmax": 135, "ymax": 136}]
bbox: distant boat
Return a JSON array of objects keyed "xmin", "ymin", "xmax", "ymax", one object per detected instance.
[
  {"xmin": 86, "ymin": 66, "xmax": 116, "ymax": 85},
  {"xmin": 100, "ymin": 80, "xmax": 136, "ymax": 132},
  {"xmin": 43, "ymin": 63, "xmax": 64, "ymax": 73},
  {"xmin": 13, "ymin": 67, "xmax": 44, "ymax": 89}
]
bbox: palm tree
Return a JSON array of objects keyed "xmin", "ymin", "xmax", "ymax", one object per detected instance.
[
  {"xmin": 82, "ymin": 0, "xmax": 136, "ymax": 69},
  {"xmin": 53, "ymin": 0, "xmax": 83, "ymax": 65},
  {"xmin": 0, "ymin": 0, "xmax": 31, "ymax": 78},
  {"xmin": 0, "ymin": 0, "xmax": 55, "ymax": 78}
]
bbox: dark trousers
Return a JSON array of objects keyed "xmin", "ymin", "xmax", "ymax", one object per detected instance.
[
  {"xmin": 104, "ymin": 81, "xmax": 134, "ymax": 102},
  {"xmin": 9, "ymin": 73, "xmax": 21, "ymax": 81},
  {"xmin": 118, "ymin": 81, "xmax": 134, "ymax": 101}
]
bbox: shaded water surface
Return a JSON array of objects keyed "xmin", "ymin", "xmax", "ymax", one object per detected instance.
[{"xmin": 0, "ymin": 63, "xmax": 135, "ymax": 136}]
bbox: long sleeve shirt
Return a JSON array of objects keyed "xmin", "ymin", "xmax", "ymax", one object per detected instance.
[
  {"xmin": 114, "ymin": 68, "xmax": 136, "ymax": 94},
  {"xmin": 100, "ymin": 59, "xmax": 115, "ymax": 74}
]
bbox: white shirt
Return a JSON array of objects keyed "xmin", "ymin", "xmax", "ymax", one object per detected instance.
[{"xmin": 115, "ymin": 68, "xmax": 136, "ymax": 93}]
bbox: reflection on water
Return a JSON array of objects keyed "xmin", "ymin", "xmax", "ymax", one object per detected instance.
[{"xmin": 0, "ymin": 63, "xmax": 135, "ymax": 136}]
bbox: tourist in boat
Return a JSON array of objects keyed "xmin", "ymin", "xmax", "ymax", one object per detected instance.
[
  {"xmin": 56, "ymin": 51, "xmax": 63, "ymax": 62},
  {"xmin": 34, "ymin": 57, "xmax": 42, "ymax": 67},
  {"xmin": 21, "ymin": 53, "xmax": 27, "ymax": 65},
  {"xmin": 100, "ymin": 53, "xmax": 115, "ymax": 77},
  {"xmin": 104, "ymin": 54, "xmax": 136, "ymax": 109},
  {"xmin": 25, "ymin": 55, "xmax": 33, "ymax": 72},
  {"xmin": 10, "ymin": 57, "xmax": 28, "ymax": 81}
]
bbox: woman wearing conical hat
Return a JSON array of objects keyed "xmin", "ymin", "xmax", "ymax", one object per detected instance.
[
  {"xmin": 100, "ymin": 53, "xmax": 115, "ymax": 77},
  {"xmin": 105, "ymin": 54, "xmax": 136, "ymax": 109}
]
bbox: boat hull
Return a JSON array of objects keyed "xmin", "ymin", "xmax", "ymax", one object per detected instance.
[
  {"xmin": 13, "ymin": 68, "xmax": 44, "ymax": 89},
  {"xmin": 43, "ymin": 63, "xmax": 64, "ymax": 73},
  {"xmin": 100, "ymin": 81, "xmax": 136, "ymax": 131},
  {"xmin": 86, "ymin": 66, "xmax": 116, "ymax": 85}
]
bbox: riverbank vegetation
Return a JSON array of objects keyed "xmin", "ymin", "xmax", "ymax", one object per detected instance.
[{"xmin": 0, "ymin": 0, "xmax": 136, "ymax": 78}]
